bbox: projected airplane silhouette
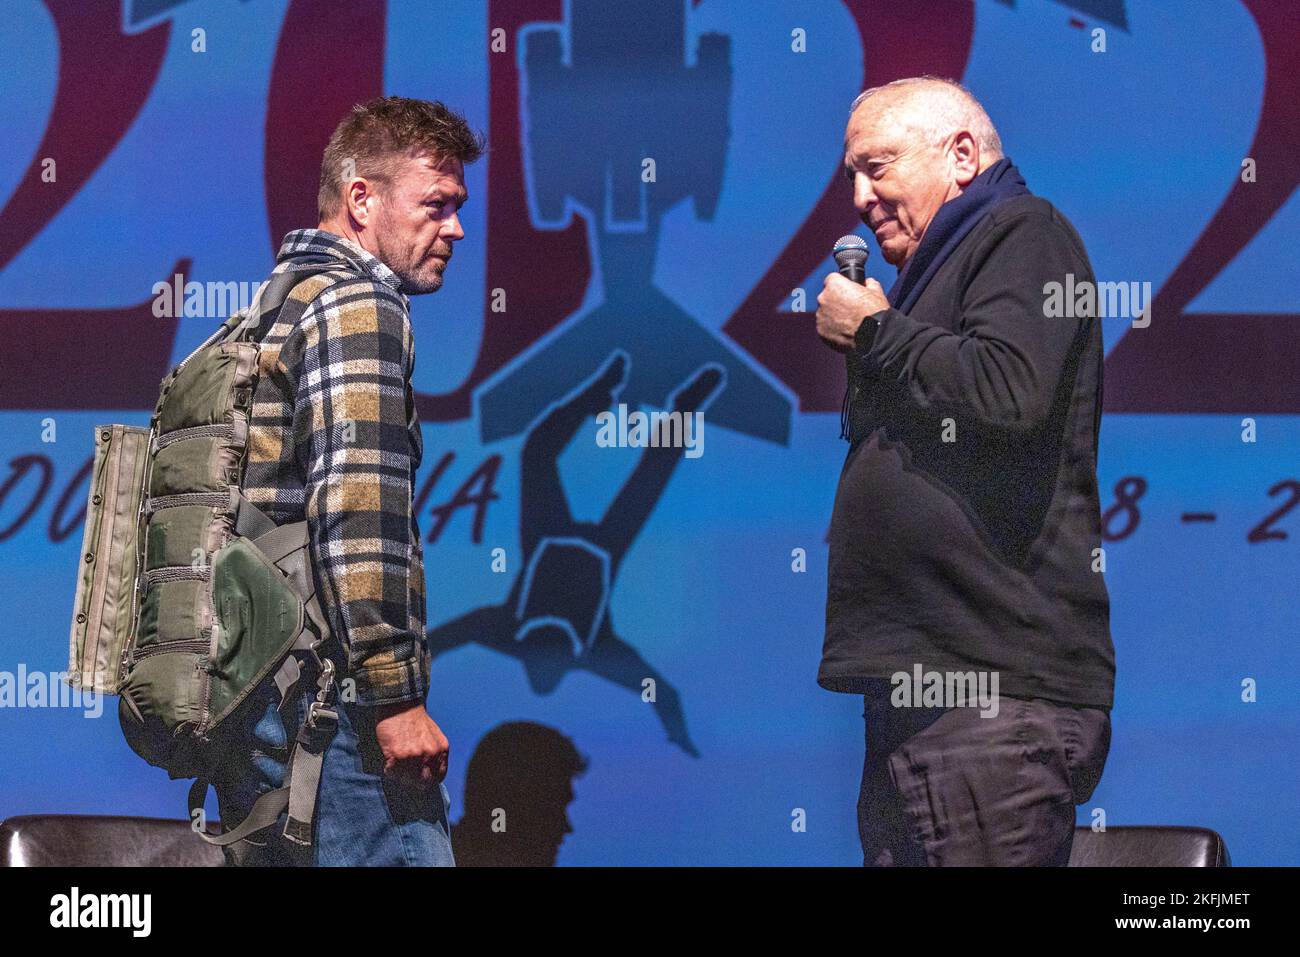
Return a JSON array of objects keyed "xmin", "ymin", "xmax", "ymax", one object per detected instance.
[{"xmin": 475, "ymin": 0, "xmax": 793, "ymax": 447}]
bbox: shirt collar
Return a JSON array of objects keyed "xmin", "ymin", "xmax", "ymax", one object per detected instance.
[{"xmin": 276, "ymin": 228, "xmax": 406, "ymax": 299}]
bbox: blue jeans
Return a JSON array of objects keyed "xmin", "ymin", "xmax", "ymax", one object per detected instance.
[{"xmin": 212, "ymin": 681, "xmax": 455, "ymax": 866}]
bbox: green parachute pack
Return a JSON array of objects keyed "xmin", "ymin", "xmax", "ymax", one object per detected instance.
[{"xmin": 66, "ymin": 260, "xmax": 346, "ymax": 856}]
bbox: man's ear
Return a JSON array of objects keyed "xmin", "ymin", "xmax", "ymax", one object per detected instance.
[
  {"xmin": 344, "ymin": 177, "xmax": 376, "ymax": 227},
  {"xmin": 950, "ymin": 131, "xmax": 980, "ymax": 187}
]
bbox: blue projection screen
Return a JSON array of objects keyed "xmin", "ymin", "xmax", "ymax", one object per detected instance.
[{"xmin": 0, "ymin": 0, "xmax": 1297, "ymax": 865}]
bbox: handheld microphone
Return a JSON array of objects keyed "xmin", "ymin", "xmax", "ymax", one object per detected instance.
[{"xmin": 832, "ymin": 234, "xmax": 869, "ymax": 284}]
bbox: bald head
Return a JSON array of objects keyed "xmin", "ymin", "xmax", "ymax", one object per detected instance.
[
  {"xmin": 849, "ymin": 76, "xmax": 1003, "ymax": 161},
  {"xmin": 842, "ymin": 76, "xmax": 1004, "ymax": 266}
]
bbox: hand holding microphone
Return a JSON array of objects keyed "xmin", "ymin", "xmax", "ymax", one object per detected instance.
[{"xmin": 816, "ymin": 234, "xmax": 889, "ymax": 353}]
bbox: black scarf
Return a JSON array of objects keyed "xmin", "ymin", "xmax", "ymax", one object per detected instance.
[{"xmin": 839, "ymin": 157, "xmax": 1031, "ymax": 441}]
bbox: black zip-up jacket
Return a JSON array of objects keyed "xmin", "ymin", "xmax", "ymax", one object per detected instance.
[{"xmin": 819, "ymin": 194, "xmax": 1116, "ymax": 708}]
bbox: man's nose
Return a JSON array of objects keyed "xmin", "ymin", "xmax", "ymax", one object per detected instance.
[
  {"xmin": 443, "ymin": 212, "xmax": 465, "ymax": 242},
  {"xmin": 853, "ymin": 171, "xmax": 876, "ymax": 217}
]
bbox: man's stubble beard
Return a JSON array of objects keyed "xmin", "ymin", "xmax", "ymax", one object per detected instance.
[
  {"xmin": 397, "ymin": 263, "xmax": 444, "ymax": 296},
  {"xmin": 374, "ymin": 213, "xmax": 446, "ymax": 296},
  {"xmin": 386, "ymin": 242, "xmax": 445, "ymax": 296}
]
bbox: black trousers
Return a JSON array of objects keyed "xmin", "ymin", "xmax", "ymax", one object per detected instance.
[{"xmin": 858, "ymin": 688, "xmax": 1111, "ymax": 866}]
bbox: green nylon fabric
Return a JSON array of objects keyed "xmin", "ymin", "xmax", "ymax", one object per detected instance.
[
  {"xmin": 207, "ymin": 536, "xmax": 304, "ymax": 727},
  {"xmin": 120, "ymin": 336, "xmax": 309, "ymax": 774},
  {"xmin": 150, "ymin": 437, "xmax": 237, "ymax": 497},
  {"xmin": 67, "ymin": 425, "xmax": 150, "ymax": 695},
  {"xmin": 156, "ymin": 345, "xmax": 245, "ymax": 434},
  {"xmin": 135, "ymin": 578, "xmax": 205, "ymax": 650},
  {"xmin": 144, "ymin": 504, "xmax": 216, "ymax": 569},
  {"xmin": 120, "ymin": 650, "xmax": 204, "ymax": 728}
]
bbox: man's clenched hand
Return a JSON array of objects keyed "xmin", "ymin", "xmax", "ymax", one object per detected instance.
[
  {"xmin": 372, "ymin": 700, "xmax": 449, "ymax": 785},
  {"xmin": 816, "ymin": 272, "xmax": 889, "ymax": 353}
]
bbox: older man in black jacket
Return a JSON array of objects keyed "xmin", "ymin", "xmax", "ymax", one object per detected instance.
[{"xmin": 815, "ymin": 76, "xmax": 1115, "ymax": 867}]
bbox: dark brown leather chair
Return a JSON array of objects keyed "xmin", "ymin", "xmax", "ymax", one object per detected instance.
[
  {"xmin": 0, "ymin": 815, "xmax": 225, "ymax": 867},
  {"xmin": 1069, "ymin": 826, "xmax": 1231, "ymax": 867},
  {"xmin": 0, "ymin": 815, "xmax": 1230, "ymax": 867}
]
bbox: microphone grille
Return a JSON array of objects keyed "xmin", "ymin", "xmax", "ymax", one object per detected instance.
[{"xmin": 833, "ymin": 233, "xmax": 869, "ymax": 267}]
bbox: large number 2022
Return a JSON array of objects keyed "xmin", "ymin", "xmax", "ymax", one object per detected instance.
[{"xmin": 3, "ymin": 0, "xmax": 1297, "ymax": 419}]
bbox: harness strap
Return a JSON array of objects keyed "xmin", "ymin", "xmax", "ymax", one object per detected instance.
[
  {"xmin": 189, "ymin": 779, "xmax": 290, "ymax": 848},
  {"xmin": 283, "ymin": 684, "xmax": 337, "ymax": 846},
  {"xmin": 183, "ymin": 260, "xmax": 346, "ymax": 858},
  {"xmin": 222, "ymin": 257, "xmax": 338, "ymax": 345},
  {"xmin": 233, "ymin": 493, "xmax": 277, "ymax": 539},
  {"xmin": 190, "ymin": 631, "xmax": 340, "ymax": 853},
  {"xmin": 252, "ymin": 520, "xmax": 314, "ymax": 567},
  {"xmin": 276, "ymin": 629, "xmax": 340, "ymax": 847}
]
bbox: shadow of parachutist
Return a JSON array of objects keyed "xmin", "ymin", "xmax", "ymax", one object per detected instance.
[{"xmin": 428, "ymin": 351, "xmax": 725, "ymax": 758}]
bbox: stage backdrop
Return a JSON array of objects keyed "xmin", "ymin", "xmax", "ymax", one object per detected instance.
[{"xmin": 2, "ymin": 0, "xmax": 1298, "ymax": 865}]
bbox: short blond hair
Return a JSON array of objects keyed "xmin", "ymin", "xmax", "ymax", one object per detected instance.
[{"xmin": 318, "ymin": 96, "xmax": 486, "ymax": 220}]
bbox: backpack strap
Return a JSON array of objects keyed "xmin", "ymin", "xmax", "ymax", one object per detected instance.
[
  {"xmin": 183, "ymin": 258, "xmax": 347, "ymax": 857},
  {"xmin": 244, "ymin": 513, "xmax": 341, "ymax": 848},
  {"xmin": 188, "ymin": 624, "xmax": 339, "ymax": 854},
  {"xmin": 167, "ymin": 257, "xmax": 339, "ymax": 384},
  {"xmin": 221, "ymin": 255, "xmax": 340, "ymax": 345},
  {"xmin": 235, "ymin": 495, "xmax": 334, "ymax": 649},
  {"xmin": 188, "ymin": 509, "xmax": 342, "ymax": 854}
]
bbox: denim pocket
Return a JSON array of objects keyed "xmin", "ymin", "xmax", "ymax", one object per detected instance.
[
  {"xmin": 242, "ymin": 696, "xmax": 291, "ymax": 791},
  {"xmin": 249, "ymin": 694, "xmax": 290, "ymax": 753}
]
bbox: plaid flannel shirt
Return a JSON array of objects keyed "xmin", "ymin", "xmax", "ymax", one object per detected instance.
[{"xmin": 242, "ymin": 229, "xmax": 429, "ymax": 706}]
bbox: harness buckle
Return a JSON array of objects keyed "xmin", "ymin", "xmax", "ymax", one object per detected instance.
[
  {"xmin": 305, "ymin": 654, "xmax": 338, "ymax": 730},
  {"xmin": 306, "ymin": 700, "xmax": 338, "ymax": 729}
]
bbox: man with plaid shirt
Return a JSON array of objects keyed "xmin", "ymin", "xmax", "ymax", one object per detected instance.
[{"xmin": 212, "ymin": 97, "xmax": 484, "ymax": 865}]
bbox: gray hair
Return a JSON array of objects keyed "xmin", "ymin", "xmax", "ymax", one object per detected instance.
[{"xmin": 849, "ymin": 76, "xmax": 1003, "ymax": 158}]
